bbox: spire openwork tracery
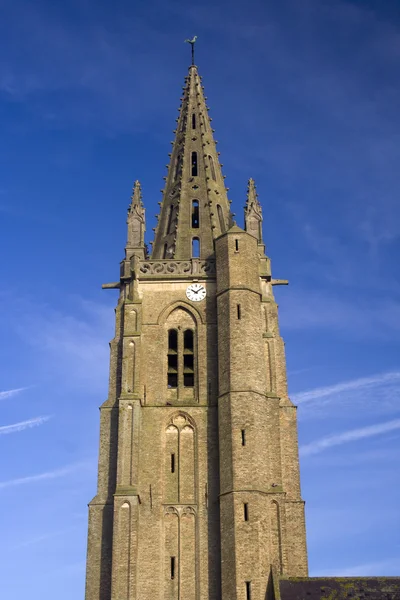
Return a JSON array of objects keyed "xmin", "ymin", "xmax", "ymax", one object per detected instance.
[{"xmin": 151, "ymin": 65, "xmax": 232, "ymax": 260}]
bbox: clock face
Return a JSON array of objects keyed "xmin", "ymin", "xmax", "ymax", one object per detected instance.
[{"xmin": 186, "ymin": 283, "xmax": 206, "ymax": 302}]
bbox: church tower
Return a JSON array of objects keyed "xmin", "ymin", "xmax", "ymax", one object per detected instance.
[{"xmin": 84, "ymin": 59, "xmax": 308, "ymax": 600}]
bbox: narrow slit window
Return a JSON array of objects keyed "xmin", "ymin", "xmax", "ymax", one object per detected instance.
[
  {"xmin": 192, "ymin": 200, "xmax": 199, "ymax": 228},
  {"xmin": 183, "ymin": 329, "xmax": 194, "ymax": 387},
  {"xmin": 174, "ymin": 154, "xmax": 181, "ymax": 181},
  {"xmin": 163, "ymin": 243, "xmax": 168, "ymax": 259},
  {"xmin": 191, "ymin": 152, "xmax": 198, "ymax": 176},
  {"xmin": 241, "ymin": 429, "xmax": 246, "ymax": 446},
  {"xmin": 171, "ymin": 453, "xmax": 175, "ymax": 473},
  {"xmin": 208, "ymin": 155, "xmax": 216, "ymax": 181},
  {"xmin": 192, "ymin": 113, "xmax": 196, "ymax": 129},
  {"xmin": 166, "ymin": 205, "xmax": 174, "ymax": 235},
  {"xmin": 167, "ymin": 329, "xmax": 178, "ymax": 388},
  {"xmin": 192, "ymin": 237, "xmax": 200, "ymax": 258},
  {"xmin": 237, "ymin": 304, "xmax": 241, "ymax": 320},
  {"xmin": 246, "ymin": 581, "xmax": 251, "ymax": 600},
  {"xmin": 217, "ymin": 204, "xmax": 225, "ymax": 233},
  {"xmin": 171, "ymin": 557, "xmax": 176, "ymax": 580},
  {"xmin": 235, "ymin": 238, "xmax": 239, "ymax": 251},
  {"xmin": 244, "ymin": 503, "xmax": 249, "ymax": 521}
]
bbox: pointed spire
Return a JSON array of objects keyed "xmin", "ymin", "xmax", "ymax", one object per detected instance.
[
  {"xmin": 244, "ymin": 178, "xmax": 263, "ymax": 245},
  {"xmin": 151, "ymin": 65, "xmax": 232, "ymax": 260},
  {"xmin": 126, "ymin": 180, "xmax": 146, "ymax": 259}
]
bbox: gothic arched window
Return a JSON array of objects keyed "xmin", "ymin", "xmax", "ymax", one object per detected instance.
[
  {"xmin": 166, "ymin": 328, "xmax": 195, "ymax": 390},
  {"xmin": 192, "ymin": 237, "xmax": 200, "ymax": 258},
  {"xmin": 192, "ymin": 114, "xmax": 196, "ymax": 129},
  {"xmin": 165, "ymin": 308, "xmax": 197, "ymax": 400}
]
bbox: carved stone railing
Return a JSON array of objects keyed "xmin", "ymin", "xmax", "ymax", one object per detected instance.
[{"xmin": 137, "ymin": 258, "xmax": 216, "ymax": 279}]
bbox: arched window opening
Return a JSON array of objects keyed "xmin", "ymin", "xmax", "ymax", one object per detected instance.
[
  {"xmin": 191, "ymin": 200, "xmax": 199, "ymax": 228},
  {"xmin": 166, "ymin": 204, "xmax": 174, "ymax": 235},
  {"xmin": 191, "ymin": 152, "xmax": 198, "ymax": 177},
  {"xmin": 163, "ymin": 243, "xmax": 168, "ymax": 259},
  {"xmin": 208, "ymin": 155, "xmax": 216, "ymax": 181},
  {"xmin": 167, "ymin": 329, "xmax": 178, "ymax": 388},
  {"xmin": 170, "ymin": 557, "xmax": 176, "ymax": 580},
  {"xmin": 183, "ymin": 330, "xmax": 194, "ymax": 387},
  {"xmin": 192, "ymin": 237, "xmax": 200, "ymax": 258},
  {"xmin": 165, "ymin": 309, "xmax": 197, "ymax": 396},
  {"xmin": 184, "ymin": 330, "xmax": 194, "ymax": 352},
  {"xmin": 174, "ymin": 154, "xmax": 181, "ymax": 181},
  {"xmin": 192, "ymin": 114, "xmax": 196, "ymax": 129},
  {"xmin": 217, "ymin": 204, "xmax": 225, "ymax": 233},
  {"xmin": 246, "ymin": 581, "xmax": 252, "ymax": 600}
]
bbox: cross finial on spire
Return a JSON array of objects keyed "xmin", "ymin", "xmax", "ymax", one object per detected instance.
[{"xmin": 184, "ymin": 35, "xmax": 197, "ymax": 65}]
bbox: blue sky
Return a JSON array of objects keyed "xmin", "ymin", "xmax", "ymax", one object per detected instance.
[{"xmin": 1, "ymin": 0, "xmax": 400, "ymax": 596}]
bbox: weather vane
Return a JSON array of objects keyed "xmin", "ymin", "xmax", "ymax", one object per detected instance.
[{"xmin": 184, "ymin": 36, "xmax": 197, "ymax": 66}]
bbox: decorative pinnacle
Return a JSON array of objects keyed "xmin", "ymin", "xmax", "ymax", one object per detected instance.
[
  {"xmin": 129, "ymin": 180, "xmax": 142, "ymax": 209},
  {"xmin": 246, "ymin": 177, "xmax": 261, "ymax": 211},
  {"xmin": 184, "ymin": 35, "xmax": 197, "ymax": 66}
]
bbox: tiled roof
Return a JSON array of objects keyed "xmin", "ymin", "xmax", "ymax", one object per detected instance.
[{"xmin": 279, "ymin": 577, "xmax": 400, "ymax": 600}]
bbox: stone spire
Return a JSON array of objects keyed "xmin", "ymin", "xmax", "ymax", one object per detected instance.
[
  {"xmin": 151, "ymin": 65, "xmax": 232, "ymax": 259},
  {"xmin": 126, "ymin": 180, "xmax": 146, "ymax": 259},
  {"xmin": 244, "ymin": 177, "xmax": 264, "ymax": 245}
]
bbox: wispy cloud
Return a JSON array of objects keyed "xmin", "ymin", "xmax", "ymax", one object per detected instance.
[
  {"xmin": 279, "ymin": 289, "xmax": 400, "ymax": 339},
  {"xmin": 293, "ymin": 371, "xmax": 400, "ymax": 404},
  {"xmin": 0, "ymin": 461, "xmax": 90, "ymax": 490},
  {"xmin": 0, "ymin": 415, "xmax": 50, "ymax": 436},
  {"xmin": 292, "ymin": 370, "xmax": 400, "ymax": 419},
  {"xmin": 300, "ymin": 418, "xmax": 400, "ymax": 457},
  {"xmin": 8, "ymin": 295, "xmax": 114, "ymax": 393},
  {"xmin": 0, "ymin": 387, "xmax": 28, "ymax": 401},
  {"xmin": 14, "ymin": 528, "xmax": 78, "ymax": 549}
]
